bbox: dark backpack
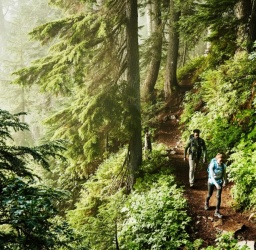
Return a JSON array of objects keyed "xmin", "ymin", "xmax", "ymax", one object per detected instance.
[{"xmin": 189, "ymin": 136, "xmax": 205, "ymax": 160}]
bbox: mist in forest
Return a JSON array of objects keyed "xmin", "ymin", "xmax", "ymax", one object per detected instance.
[{"xmin": 0, "ymin": 0, "xmax": 62, "ymax": 146}]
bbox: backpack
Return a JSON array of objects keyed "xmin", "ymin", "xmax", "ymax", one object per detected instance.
[{"xmin": 189, "ymin": 136, "xmax": 205, "ymax": 160}]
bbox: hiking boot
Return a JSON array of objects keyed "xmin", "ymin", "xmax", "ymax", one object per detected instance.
[
  {"xmin": 204, "ymin": 203, "xmax": 209, "ymax": 210},
  {"xmin": 214, "ymin": 211, "xmax": 223, "ymax": 218}
]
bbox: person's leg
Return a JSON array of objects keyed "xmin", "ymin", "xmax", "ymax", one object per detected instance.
[
  {"xmin": 188, "ymin": 155, "xmax": 195, "ymax": 186},
  {"xmin": 214, "ymin": 185, "xmax": 223, "ymax": 218},
  {"xmin": 194, "ymin": 158, "xmax": 199, "ymax": 180},
  {"xmin": 205, "ymin": 183, "xmax": 214, "ymax": 209},
  {"xmin": 195, "ymin": 157, "xmax": 199, "ymax": 168},
  {"xmin": 216, "ymin": 186, "xmax": 223, "ymax": 212}
]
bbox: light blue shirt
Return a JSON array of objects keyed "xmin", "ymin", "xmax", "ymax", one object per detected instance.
[{"xmin": 208, "ymin": 158, "xmax": 226, "ymax": 185}]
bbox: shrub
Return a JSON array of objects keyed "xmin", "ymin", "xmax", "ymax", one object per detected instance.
[
  {"xmin": 177, "ymin": 56, "xmax": 205, "ymax": 82},
  {"xmin": 119, "ymin": 175, "xmax": 191, "ymax": 249}
]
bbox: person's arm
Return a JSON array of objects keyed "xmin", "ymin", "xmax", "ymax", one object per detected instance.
[
  {"xmin": 184, "ymin": 141, "xmax": 190, "ymax": 160},
  {"xmin": 209, "ymin": 161, "xmax": 221, "ymax": 189},
  {"xmin": 202, "ymin": 139, "xmax": 207, "ymax": 163}
]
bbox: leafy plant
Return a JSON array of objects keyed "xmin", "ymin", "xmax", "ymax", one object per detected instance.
[
  {"xmin": 140, "ymin": 143, "xmax": 170, "ymax": 174},
  {"xmin": 204, "ymin": 232, "xmax": 249, "ymax": 250},
  {"xmin": 228, "ymin": 138, "xmax": 256, "ymax": 210},
  {"xmin": 181, "ymin": 51, "xmax": 256, "ymax": 210},
  {"xmin": 119, "ymin": 175, "xmax": 191, "ymax": 249},
  {"xmin": 177, "ymin": 56, "xmax": 205, "ymax": 82}
]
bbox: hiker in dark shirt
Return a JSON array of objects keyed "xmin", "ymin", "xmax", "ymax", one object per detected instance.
[
  {"xmin": 205, "ymin": 153, "xmax": 227, "ymax": 218},
  {"xmin": 184, "ymin": 129, "xmax": 207, "ymax": 187}
]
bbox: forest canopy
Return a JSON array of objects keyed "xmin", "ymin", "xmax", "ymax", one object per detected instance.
[{"xmin": 0, "ymin": 0, "xmax": 255, "ymax": 249}]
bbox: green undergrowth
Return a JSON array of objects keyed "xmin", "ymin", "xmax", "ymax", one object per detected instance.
[
  {"xmin": 66, "ymin": 144, "xmax": 249, "ymax": 249},
  {"xmin": 177, "ymin": 56, "xmax": 206, "ymax": 83},
  {"xmin": 180, "ymin": 51, "xmax": 256, "ymax": 211}
]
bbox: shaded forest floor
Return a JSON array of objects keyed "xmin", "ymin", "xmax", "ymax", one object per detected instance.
[{"xmin": 153, "ymin": 88, "xmax": 256, "ymax": 247}]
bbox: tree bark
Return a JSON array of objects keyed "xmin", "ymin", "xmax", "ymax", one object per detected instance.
[
  {"xmin": 126, "ymin": 0, "xmax": 142, "ymax": 189},
  {"xmin": 248, "ymin": 0, "xmax": 256, "ymax": 51},
  {"xmin": 164, "ymin": 0, "xmax": 180, "ymax": 100},
  {"xmin": 235, "ymin": 0, "xmax": 256, "ymax": 52},
  {"xmin": 142, "ymin": 0, "xmax": 162, "ymax": 103}
]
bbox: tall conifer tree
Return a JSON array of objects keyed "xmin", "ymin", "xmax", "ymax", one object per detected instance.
[
  {"xmin": 14, "ymin": 0, "xmax": 142, "ymax": 188},
  {"xmin": 142, "ymin": 0, "xmax": 163, "ymax": 103},
  {"xmin": 164, "ymin": 0, "xmax": 180, "ymax": 99},
  {"xmin": 126, "ymin": 0, "xmax": 142, "ymax": 188}
]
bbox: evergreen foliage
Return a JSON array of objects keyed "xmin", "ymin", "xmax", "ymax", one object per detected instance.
[
  {"xmin": 179, "ymin": 0, "xmax": 242, "ymax": 65},
  {"xmin": 67, "ymin": 148, "xmax": 129, "ymax": 249},
  {"xmin": 0, "ymin": 109, "xmax": 75, "ymax": 249},
  {"xmin": 13, "ymin": 0, "xmax": 142, "ymax": 187},
  {"xmin": 2, "ymin": 0, "xmax": 256, "ymax": 247},
  {"xmin": 45, "ymin": 82, "xmax": 127, "ymax": 179}
]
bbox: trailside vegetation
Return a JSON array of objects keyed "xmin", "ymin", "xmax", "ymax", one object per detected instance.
[
  {"xmin": 181, "ymin": 51, "xmax": 256, "ymax": 210},
  {"xmin": 179, "ymin": 0, "xmax": 256, "ymax": 211},
  {"xmin": 0, "ymin": 109, "xmax": 76, "ymax": 249},
  {"xmin": 66, "ymin": 145, "xmax": 247, "ymax": 249},
  {"xmin": 2, "ymin": 0, "xmax": 255, "ymax": 248},
  {"xmin": 66, "ymin": 145, "xmax": 194, "ymax": 249},
  {"xmin": 0, "ymin": 109, "xmax": 249, "ymax": 248},
  {"xmin": 119, "ymin": 175, "xmax": 190, "ymax": 249}
]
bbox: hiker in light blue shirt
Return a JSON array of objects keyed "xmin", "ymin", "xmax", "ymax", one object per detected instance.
[{"xmin": 204, "ymin": 153, "xmax": 227, "ymax": 218}]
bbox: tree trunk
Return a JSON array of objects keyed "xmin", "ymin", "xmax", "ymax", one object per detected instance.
[
  {"xmin": 248, "ymin": 0, "xmax": 256, "ymax": 51},
  {"xmin": 126, "ymin": 0, "xmax": 142, "ymax": 189},
  {"xmin": 164, "ymin": 0, "xmax": 180, "ymax": 100},
  {"xmin": 142, "ymin": 0, "xmax": 162, "ymax": 103},
  {"xmin": 235, "ymin": 0, "xmax": 256, "ymax": 52}
]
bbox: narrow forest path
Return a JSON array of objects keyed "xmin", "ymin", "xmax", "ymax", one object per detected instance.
[{"xmin": 154, "ymin": 89, "xmax": 256, "ymax": 248}]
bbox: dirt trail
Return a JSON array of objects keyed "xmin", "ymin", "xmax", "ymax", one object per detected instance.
[{"xmin": 154, "ymin": 92, "xmax": 256, "ymax": 247}]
